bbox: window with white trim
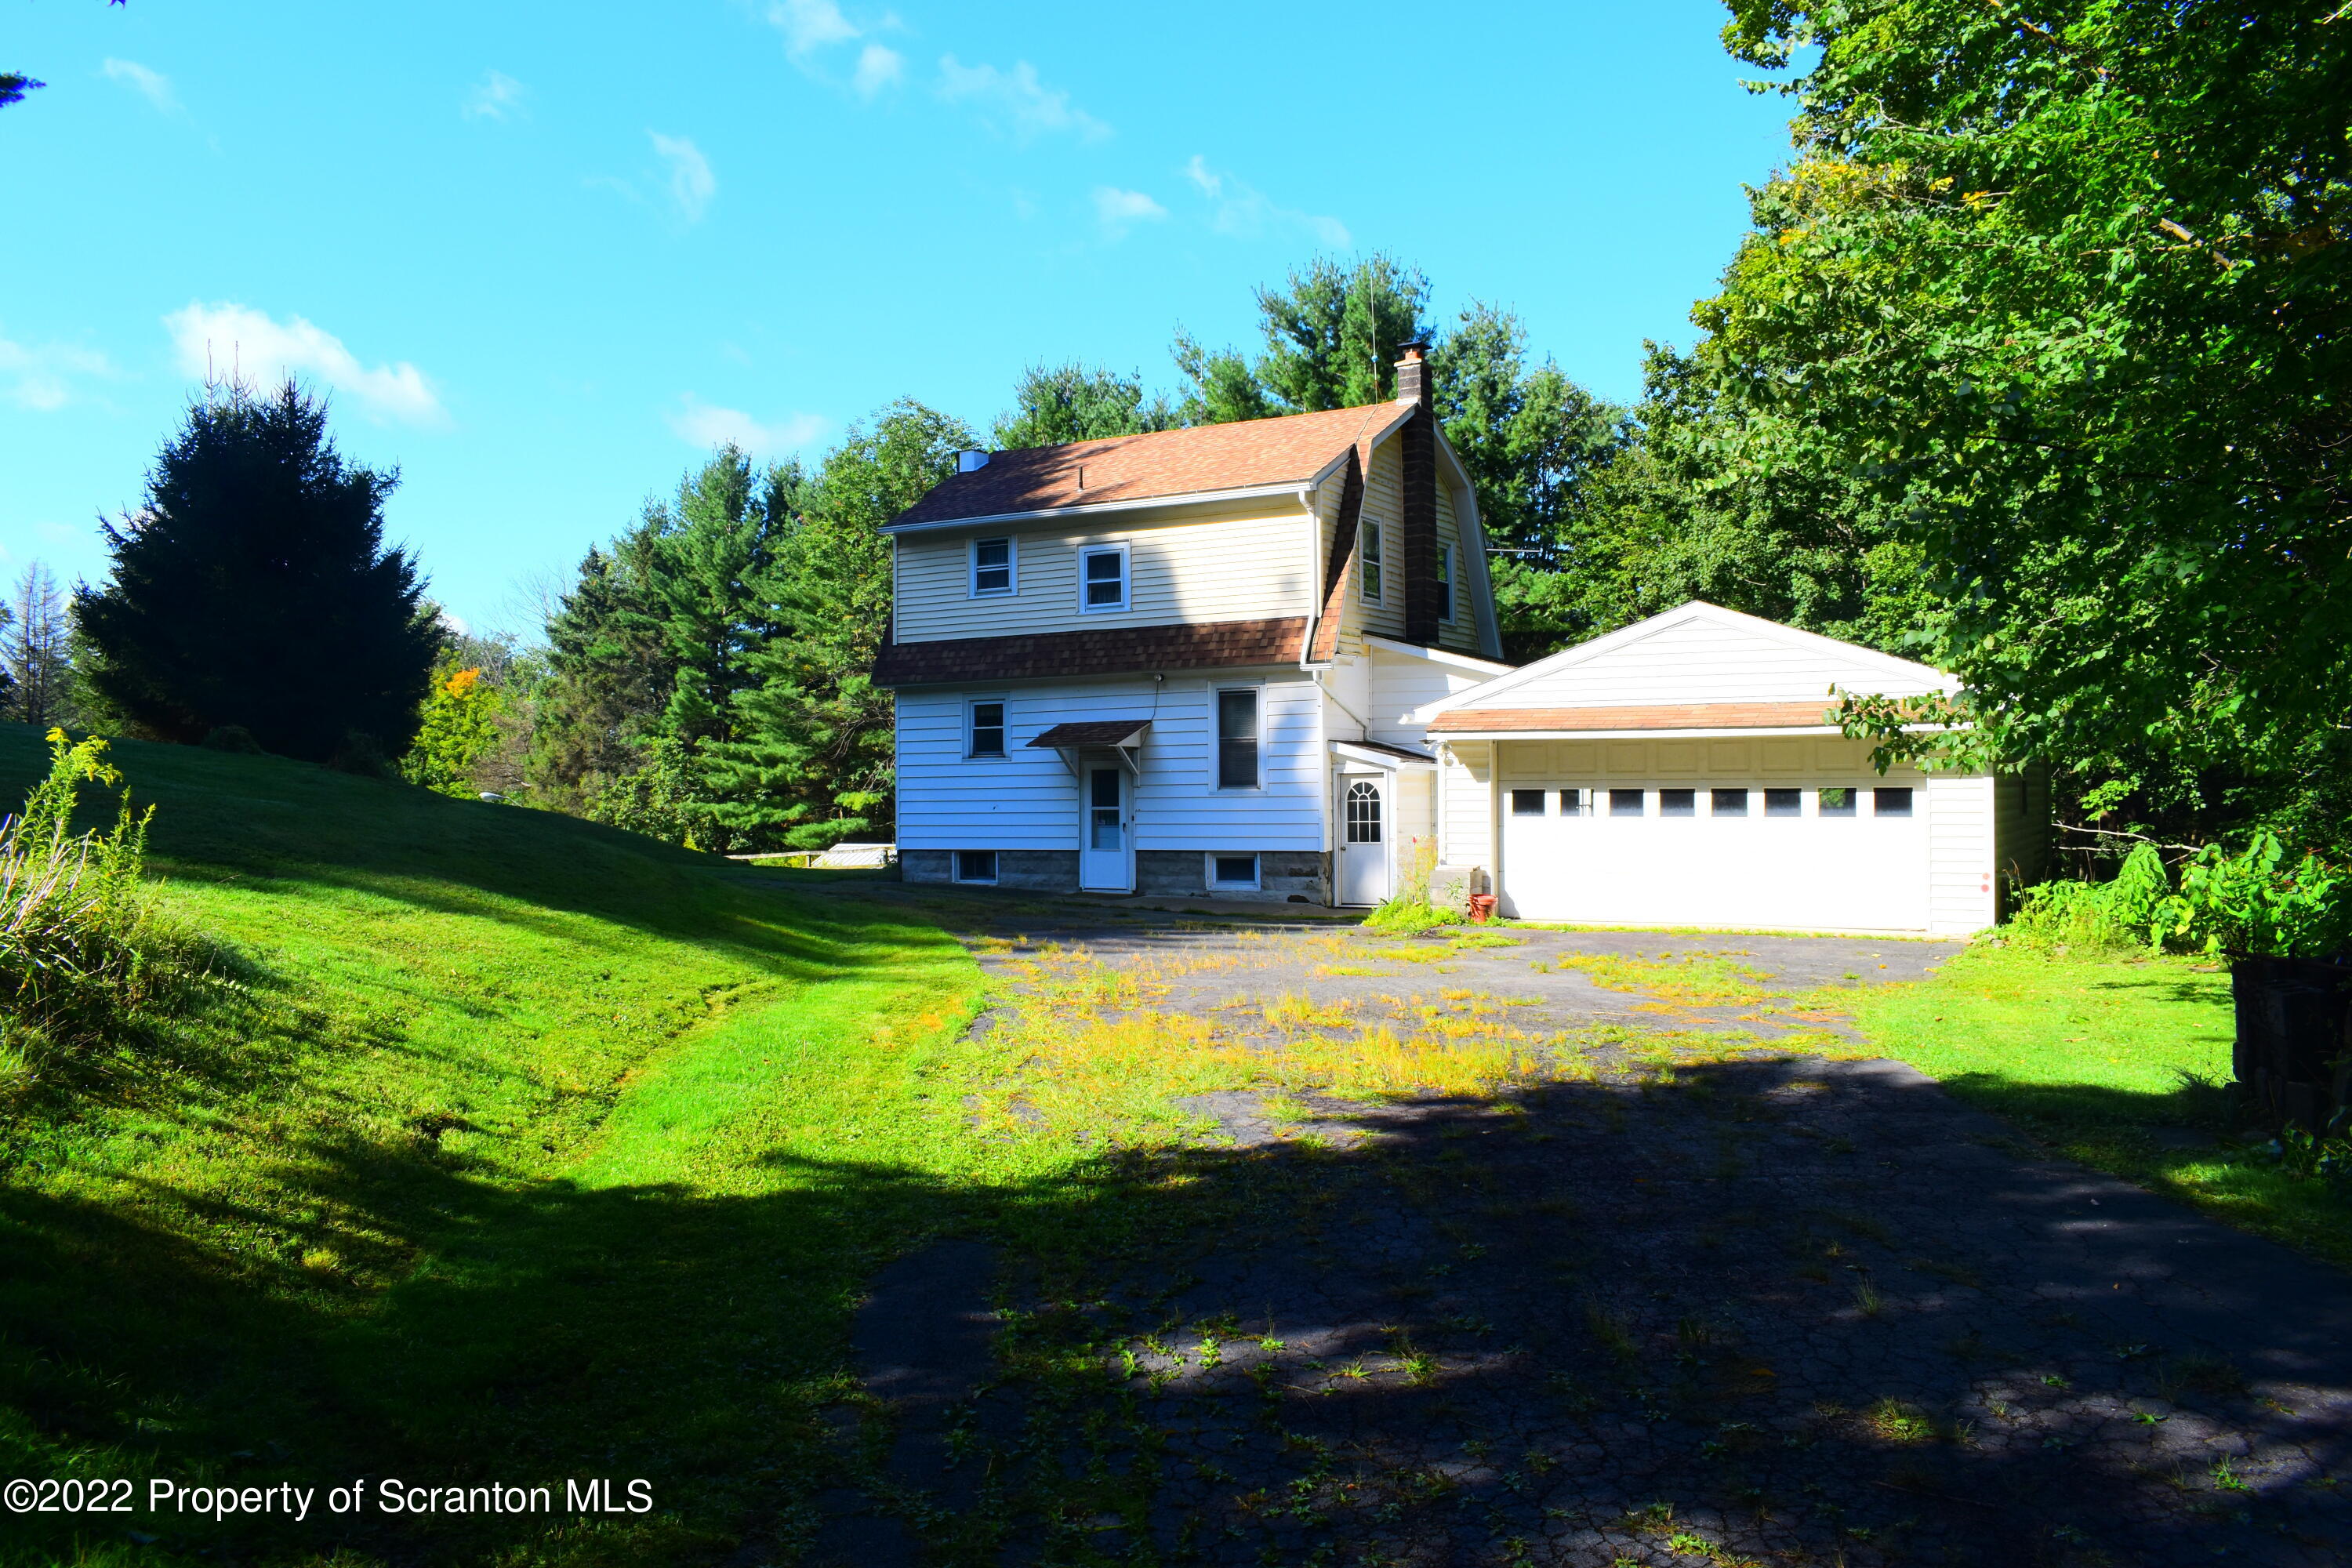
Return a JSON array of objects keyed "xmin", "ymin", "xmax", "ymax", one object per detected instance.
[
  {"xmin": 1875, "ymin": 786, "xmax": 1915, "ymax": 818},
  {"xmin": 1079, "ymin": 544, "xmax": 1128, "ymax": 612},
  {"xmin": 970, "ymin": 537, "xmax": 1014, "ymax": 597},
  {"xmin": 1360, "ymin": 520, "xmax": 1385, "ymax": 603},
  {"xmin": 1209, "ymin": 853, "xmax": 1260, "ymax": 890},
  {"xmin": 954, "ymin": 850, "xmax": 998, "ymax": 884},
  {"xmin": 967, "ymin": 699, "xmax": 1006, "ymax": 758},
  {"xmin": 1215, "ymin": 688, "xmax": 1260, "ymax": 789},
  {"xmin": 1437, "ymin": 543, "xmax": 1455, "ymax": 622}
]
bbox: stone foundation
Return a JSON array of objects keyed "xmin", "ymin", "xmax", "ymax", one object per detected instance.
[{"xmin": 900, "ymin": 849, "xmax": 1080, "ymax": 892}]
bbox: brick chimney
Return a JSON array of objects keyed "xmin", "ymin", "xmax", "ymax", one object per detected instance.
[{"xmin": 1396, "ymin": 342, "xmax": 1439, "ymax": 643}]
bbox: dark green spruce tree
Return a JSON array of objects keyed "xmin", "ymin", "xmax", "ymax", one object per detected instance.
[{"xmin": 74, "ymin": 380, "xmax": 442, "ymax": 762}]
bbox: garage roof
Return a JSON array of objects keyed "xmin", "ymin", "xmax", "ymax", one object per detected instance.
[{"xmin": 1428, "ymin": 701, "xmax": 1839, "ymax": 736}]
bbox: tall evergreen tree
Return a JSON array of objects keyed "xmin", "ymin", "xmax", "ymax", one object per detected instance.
[
  {"xmin": 74, "ymin": 381, "xmax": 441, "ymax": 761},
  {"xmin": 1174, "ymin": 253, "xmax": 1432, "ymax": 420},
  {"xmin": 4, "ymin": 562, "xmax": 78, "ymax": 729},
  {"xmin": 705, "ymin": 400, "xmax": 975, "ymax": 848}
]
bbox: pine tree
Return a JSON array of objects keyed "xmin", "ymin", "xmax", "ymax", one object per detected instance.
[
  {"xmin": 73, "ymin": 381, "xmax": 442, "ymax": 761},
  {"xmin": 4, "ymin": 562, "xmax": 78, "ymax": 728}
]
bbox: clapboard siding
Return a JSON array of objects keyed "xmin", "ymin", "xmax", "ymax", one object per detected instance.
[
  {"xmin": 1455, "ymin": 612, "xmax": 1946, "ymax": 713},
  {"xmin": 1356, "ymin": 434, "xmax": 1407, "ymax": 641},
  {"xmin": 1366, "ymin": 646, "xmax": 1497, "ymax": 745},
  {"xmin": 895, "ymin": 675, "xmax": 1325, "ymax": 853},
  {"xmin": 1438, "ymin": 740, "xmax": 1495, "ymax": 869},
  {"xmin": 1993, "ymin": 761, "xmax": 2053, "ymax": 895},
  {"xmin": 894, "ymin": 505, "xmax": 1312, "ymax": 643},
  {"xmin": 1927, "ymin": 772, "xmax": 1997, "ymax": 934},
  {"xmin": 1434, "ymin": 481, "xmax": 1477, "ymax": 655}
]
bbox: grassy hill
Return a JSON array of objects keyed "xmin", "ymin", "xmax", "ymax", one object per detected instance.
[{"xmin": 0, "ymin": 727, "xmax": 995, "ymax": 1566}]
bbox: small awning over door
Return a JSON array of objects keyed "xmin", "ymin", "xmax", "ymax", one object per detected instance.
[{"xmin": 1028, "ymin": 720, "xmax": 1150, "ymax": 777}]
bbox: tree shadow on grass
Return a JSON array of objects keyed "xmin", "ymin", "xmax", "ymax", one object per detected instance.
[{"xmin": 6, "ymin": 1057, "xmax": 2350, "ymax": 1567}]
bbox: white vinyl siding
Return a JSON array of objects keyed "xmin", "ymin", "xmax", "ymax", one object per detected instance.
[
  {"xmin": 1364, "ymin": 644, "xmax": 1504, "ymax": 746},
  {"xmin": 1437, "ymin": 740, "xmax": 1495, "ymax": 871},
  {"xmin": 895, "ymin": 675, "xmax": 1325, "ymax": 854},
  {"xmin": 1355, "ymin": 434, "xmax": 1406, "ymax": 640},
  {"xmin": 1928, "ymin": 771, "xmax": 1998, "ymax": 935},
  {"xmin": 1433, "ymin": 481, "xmax": 1477, "ymax": 654},
  {"xmin": 893, "ymin": 506, "xmax": 1314, "ymax": 643}
]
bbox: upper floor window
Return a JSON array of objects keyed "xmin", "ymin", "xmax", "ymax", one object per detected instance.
[
  {"xmin": 970, "ymin": 537, "xmax": 1014, "ymax": 597},
  {"xmin": 1079, "ymin": 543, "xmax": 1128, "ymax": 612},
  {"xmin": 1216, "ymin": 688, "xmax": 1260, "ymax": 789},
  {"xmin": 1438, "ymin": 543, "xmax": 1455, "ymax": 622},
  {"xmin": 1360, "ymin": 521, "xmax": 1385, "ymax": 604},
  {"xmin": 967, "ymin": 699, "xmax": 1006, "ymax": 758}
]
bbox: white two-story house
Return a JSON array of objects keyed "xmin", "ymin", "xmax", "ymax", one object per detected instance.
[
  {"xmin": 877, "ymin": 345, "xmax": 1508, "ymax": 906},
  {"xmin": 879, "ymin": 350, "xmax": 2049, "ymax": 932}
]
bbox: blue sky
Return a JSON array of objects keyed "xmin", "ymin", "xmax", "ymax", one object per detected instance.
[{"xmin": 0, "ymin": 0, "xmax": 1795, "ymax": 634}]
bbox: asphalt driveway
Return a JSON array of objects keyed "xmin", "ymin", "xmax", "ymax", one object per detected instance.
[{"xmin": 810, "ymin": 899, "xmax": 2352, "ymax": 1568}]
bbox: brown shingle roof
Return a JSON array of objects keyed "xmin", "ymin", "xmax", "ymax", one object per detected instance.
[
  {"xmin": 873, "ymin": 617, "xmax": 1307, "ymax": 687},
  {"xmin": 1028, "ymin": 721, "xmax": 1150, "ymax": 749},
  {"xmin": 1428, "ymin": 702, "xmax": 1840, "ymax": 735},
  {"xmin": 890, "ymin": 404, "xmax": 1412, "ymax": 528}
]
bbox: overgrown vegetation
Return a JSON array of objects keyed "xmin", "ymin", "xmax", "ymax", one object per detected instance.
[
  {"xmin": 0, "ymin": 728, "xmax": 189, "ymax": 1091},
  {"xmin": 2003, "ymin": 839, "xmax": 2350, "ymax": 959}
]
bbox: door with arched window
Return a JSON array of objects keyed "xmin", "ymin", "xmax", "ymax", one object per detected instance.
[{"xmin": 1338, "ymin": 776, "xmax": 1388, "ymax": 906}]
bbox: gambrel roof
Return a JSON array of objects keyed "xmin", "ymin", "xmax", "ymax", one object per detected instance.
[{"xmin": 887, "ymin": 403, "xmax": 1414, "ymax": 530}]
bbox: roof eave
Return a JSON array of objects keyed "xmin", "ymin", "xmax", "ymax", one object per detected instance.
[{"xmin": 884, "ymin": 481, "xmax": 1318, "ymax": 535}]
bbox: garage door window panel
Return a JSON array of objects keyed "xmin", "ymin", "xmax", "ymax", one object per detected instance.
[
  {"xmin": 1559, "ymin": 788, "xmax": 1588, "ymax": 817},
  {"xmin": 1875, "ymin": 787, "xmax": 1915, "ymax": 818},
  {"xmin": 1510, "ymin": 789, "xmax": 1546, "ymax": 817},
  {"xmin": 1820, "ymin": 787, "xmax": 1857, "ymax": 818},
  {"xmin": 1660, "ymin": 789, "xmax": 1696, "ymax": 818},
  {"xmin": 1609, "ymin": 789, "xmax": 1644, "ymax": 818},
  {"xmin": 1711, "ymin": 789, "xmax": 1748, "ymax": 817},
  {"xmin": 1765, "ymin": 789, "xmax": 1802, "ymax": 818}
]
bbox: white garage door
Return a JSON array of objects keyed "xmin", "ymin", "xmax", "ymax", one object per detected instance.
[{"xmin": 1500, "ymin": 781, "xmax": 1931, "ymax": 932}]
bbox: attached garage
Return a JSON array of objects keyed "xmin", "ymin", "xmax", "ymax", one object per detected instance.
[{"xmin": 1419, "ymin": 604, "xmax": 2047, "ymax": 938}]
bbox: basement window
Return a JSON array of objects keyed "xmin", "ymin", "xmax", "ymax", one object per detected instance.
[
  {"xmin": 1660, "ymin": 789, "xmax": 1697, "ymax": 818},
  {"xmin": 1712, "ymin": 789, "xmax": 1749, "ymax": 817},
  {"xmin": 954, "ymin": 850, "xmax": 999, "ymax": 884},
  {"xmin": 1210, "ymin": 853, "xmax": 1261, "ymax": 891},
  {"xmin": 1875, "ymin": 786, "xmax": 1915, "ymax": 818},
  {"xmin": 1764, "ymin": 788, "xmax": 1802, "ymax": 818},
  {"xmin": 1510, "ymin": 789, "xmax": 1546, "ymax": 816}
]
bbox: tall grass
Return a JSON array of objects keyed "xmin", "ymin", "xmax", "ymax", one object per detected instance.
[{"xmin": 0, "ymin": 729, "xmax": 183, "ymax": 1087}]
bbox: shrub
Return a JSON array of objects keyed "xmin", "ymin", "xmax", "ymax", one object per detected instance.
[
  {"xmin": 2003, "ymin": 843, "xmax": 2174, "ymax": 951},
  {"xmin": 2167, "ymin": 831, "xmax": 2349, "ymax": 959},
  {"xmin": 0, "ymin": 730, "xmax": 164, "ymax": 1058}
]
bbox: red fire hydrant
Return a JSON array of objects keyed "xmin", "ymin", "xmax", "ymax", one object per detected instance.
[{"xmin": 1467, "ymin": 894, "xmax": 1499, "ymax": 924}]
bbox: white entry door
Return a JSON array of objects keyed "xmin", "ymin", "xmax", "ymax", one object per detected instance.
[
  {"xmin": 1337, "ymin": 776, "xmax": 1389, "ymax": 906},
  {"xmin": 1079, "ymin": 765, "xmax": 1133, "ymax": 891}
]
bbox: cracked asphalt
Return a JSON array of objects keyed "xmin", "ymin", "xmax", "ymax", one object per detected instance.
[{"xmin": 815, "ymin": 906, "xmax": 2352, "ymax": 1567}]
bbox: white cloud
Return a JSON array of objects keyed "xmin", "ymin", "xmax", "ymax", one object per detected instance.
[
  {"xmin": 1091, "ymin": 186, "xmax": 1167, "ymax": 240},
  {"xmin": 667, "ymin": 396, "xmax": 826, "ymax": 458},
  {"xmin": 767, "ymin": 0, "xmax": 860, "ymax": 58},
  {"xmin": 1183, "ymin": 155, "xmax": 1349, "ymax": 248},
  {"xmin": 649, "ymin": 132, "xmax": 717, "ymax": 223},
  {"xmin": 463, "ymin": 70, "xmax": 529, "ymax": 122},
  {"xmin": 0, "ymin": 328, "xmax": 113, "ymax": 412},
  {"xmin": 937, "ymin": 56, "xmax": 1109, "ymax": 143},
  {"xmin": 102, "ymin": 58, "xmax": 178, "ymax": 114},
  {"xmin": 852, "ymin": 43, "xmax": 904, "ymax": 97},
  {"xmin": 163, "ymin": 303, "xmax": 448, "ymax": 428}
]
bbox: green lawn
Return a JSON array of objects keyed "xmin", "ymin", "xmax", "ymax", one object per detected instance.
[
  {"xmin": 0, "ymin": 727, "xmax": 1044, "ymax": 1566},
  {"xmin": 1844, "ymin": 942, "xmax": 2352, "ymax": 1269}
]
